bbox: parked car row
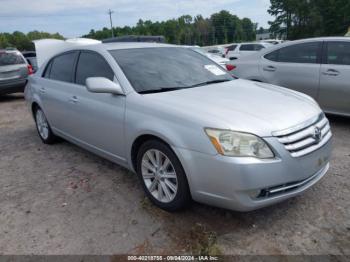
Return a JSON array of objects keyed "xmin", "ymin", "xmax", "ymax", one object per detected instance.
[
  {"xmin": 24, "ymin": 39, "xmax": 332, "ymax": 212},
  {"xmin": 229, "ymin": 37, "xmax": 350, "ymax": 117}
]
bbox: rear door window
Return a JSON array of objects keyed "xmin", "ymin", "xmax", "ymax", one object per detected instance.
[
  {"xmin": 0, "ymin": 52, "xmax": 25, "ymax": 66},
  {"xmin": 240, "ymin": 44, "xmax": 265, "ymax": 51},
  {"xmin": 49, "ymin": 52, "xmax": 78, "ymax": 82},
  {"xmin": 240, "ymin": 44, "xmax": 254, "ymax": 51},
  {"xmin": 325, "ymin": 42, "xmax": 350, "ymax": 65},
  {"xmin": 264, "ymin": 50, "xmax": 279, "ymax": 62},
  {"xmin": 254, "ymin": 44, "xmax": 265, "ymax": 51},
  {"xmin": 264, "ymin": 42, "xmax": 321, "ymax": 64},
  {"xmin": 75, "ymin": 51, "xmax": 114, "ymax": 85}
]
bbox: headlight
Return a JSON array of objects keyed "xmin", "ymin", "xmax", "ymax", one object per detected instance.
[{"xmin": 205, "ymin": 128, "xmax": 274, "ymax": 159}]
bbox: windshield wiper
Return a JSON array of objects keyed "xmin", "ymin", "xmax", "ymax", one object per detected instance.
[
  {"xmin": 188, "ymin": 79, "xmax": 232, "ymax": 88},
  {"xmin": 139, "ymin": 79, "xmax": 232, "ymax": 94},
  {"xmin": 139, "ymin": 87, "xmax": 185, "ymax": 94}
]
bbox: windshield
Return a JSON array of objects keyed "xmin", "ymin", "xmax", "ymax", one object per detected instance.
[
  {"xmin": 0, "ymin": 52, "xmax": 25, "ymax": 66},
  {"xmin": 109, "ymin": 47, "xmax": 233, "ymax": 94}
]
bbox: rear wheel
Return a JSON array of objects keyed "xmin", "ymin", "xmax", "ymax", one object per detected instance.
[
  {"xmin": 34, "ymin": 107, "xmax": 57, "ymax": 144},
  {"xmin": 136, "ymin": 140, "xmax": 191, "ymax": 211}
]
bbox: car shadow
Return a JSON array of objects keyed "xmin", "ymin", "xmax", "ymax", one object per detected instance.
[
  {"xmin": 327, "ymin": 114, "xmax": 350, "ymax": 126},
  {"xmin": 0, "ymin": 93, "xmax": 24, "ymax": 102}
]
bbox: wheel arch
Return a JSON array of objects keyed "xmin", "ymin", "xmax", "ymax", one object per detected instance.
[
  {"xmin": 31, "ymin": 101, "xmax": 40, "ymax": 117},
  {"xmin": 130, "ymin": 134, "xmax": 174, "ymax": 173}
]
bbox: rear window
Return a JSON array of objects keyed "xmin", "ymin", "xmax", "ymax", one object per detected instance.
[
  {"xmin": 0, "ymin": 52, "xmax": 25, "ymax": 66},
  {"xmin": 23, "ymin": 52, "xmax": 36, "ymax": 58},
  {"xmin": 227, "ymin": 45, "xmax": 237, "ymax": 51}
]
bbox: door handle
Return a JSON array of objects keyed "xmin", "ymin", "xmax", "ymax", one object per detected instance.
[
  {"xmin": 39, "ymin": 87, "xmax": 46, "ymax": 94},
  {"xmin": 69, "ymin": 96, "xmax": 78, "ymax": 104},
  {"xmin": 263, "ymin": 65, "xmax": 276, "ymax": 72},
  {"xmin": 323, "ymin": 69, "xmax": 339, "ymax": 76}
]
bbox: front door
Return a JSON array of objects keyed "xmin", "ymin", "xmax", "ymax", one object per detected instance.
[
  {"xmin": 318, "ymin": 41, "xmax": 350, "ymax": 115},
  {"xmin": 66, "ymin": 51, "xmax": 126, "ymax": 161}
]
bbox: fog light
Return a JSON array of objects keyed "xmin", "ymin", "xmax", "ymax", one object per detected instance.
[{"xmin": 249, "ymin": 189, "xmax": 262, "ymax": 199}]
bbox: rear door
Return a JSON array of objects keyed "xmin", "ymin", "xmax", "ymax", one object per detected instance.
[
  {"xmin": 39, "ymin": 51, "xmax": 79, "ymax": 133},
  {"xmin": 259, "ymin": 41, "xmax": 322, "ymax": 99},
  {"xmin": 318, "ymin": 41, "xmax": 350, "ymax": 115},
  {"xmin": 0, "ymin": 51, "xmax": 28, "ymax": 83}
]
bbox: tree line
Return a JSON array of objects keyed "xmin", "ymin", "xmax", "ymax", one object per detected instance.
[
  {"xmin": 0, "ymin": 31, "xmax": 64, "ymax": 51},
  {"xmin": 84, "ymin": 10, "xmax": 257, "ymax": 46},
  {"xmin": 269, "ymin": 0, "xmax": 350, "ymax": 39},
  {"xmin": 1, "ymin": 1, "xmax": 349, "ymax": 51}
]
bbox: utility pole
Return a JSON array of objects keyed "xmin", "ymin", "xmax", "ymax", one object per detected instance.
[{"xmin": 107, "ymin": 9, "xmax": 114, "ymax": 38}]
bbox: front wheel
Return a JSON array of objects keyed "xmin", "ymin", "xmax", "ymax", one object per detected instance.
[
  {"xmin": 34, "ymin": 107, "xmax": 57, "ymax": 144},
  {"xmin": 136, "ymin": 140, "xmax": 191, "ymax": 211}
]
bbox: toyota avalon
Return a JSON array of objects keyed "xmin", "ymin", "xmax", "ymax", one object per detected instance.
[{"xmin": 25, "ymin": 41, "xmax": 332, "ymax": 212}]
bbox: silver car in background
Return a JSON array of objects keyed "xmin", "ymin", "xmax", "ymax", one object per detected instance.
[
  {"xmin": 25, "ymin": 42, "xmax": 332, "ymax": 212},
  {"xmin": 189, "ymin": 46, "xmax": 230, "ymax": 69},
  {"xmin": 224, "ymin": 42, "xmax": 273, "ymax": 60},
  {"xmin": 0, "ymin": 49, "xmax": 33, "ymax": 95},
  {"xmin": 230, "ymin": 37, "xmax": 350, "ymax": 117}
]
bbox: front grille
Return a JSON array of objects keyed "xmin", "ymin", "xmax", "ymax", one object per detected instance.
[
  {"xmin": 257, "ymin": 168, "xmax": 321, "ymax": 199},
  {"xmin": 273, "ymin": 114, "xmax": 332, "ymax": 157}
]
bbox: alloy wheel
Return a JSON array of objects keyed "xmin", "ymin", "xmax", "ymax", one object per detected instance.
[
  {"xmin": 35, "ymin": 109, "xmax": 49, "ymax": 140},
  {"xmin": 141, "ymin": 149, "xmax": 178, "ymax": 203}
]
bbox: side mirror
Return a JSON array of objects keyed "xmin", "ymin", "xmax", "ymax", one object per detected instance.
[{"xmin": 86, "ymin": 77, "xmax": 124, "ymax": 95}]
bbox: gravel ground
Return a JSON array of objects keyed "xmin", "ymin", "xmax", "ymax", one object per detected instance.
[{"xmin": 0, "ymin": 93, "xmax": 349, "ymax": 255}]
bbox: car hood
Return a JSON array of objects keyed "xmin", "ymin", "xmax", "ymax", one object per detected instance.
[{"xmin": 143, "ymin": 79, "xmax": 322, "ymax": 137}]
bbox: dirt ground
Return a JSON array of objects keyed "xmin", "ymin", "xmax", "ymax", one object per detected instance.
[{"xmin": 0, "ymin": 93, "xmax": 349, "ymax": 255}]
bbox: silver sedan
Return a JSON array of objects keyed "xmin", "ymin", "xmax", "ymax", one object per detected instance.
[
  {"xmin": 25, "ymin": 42, "xmax": 332, "ymax": 212},
  {"xmin": 229, "ymin": 37, "xmax": 350, "ymax": 117}
]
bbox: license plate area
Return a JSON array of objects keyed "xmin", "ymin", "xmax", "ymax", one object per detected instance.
[{"xmin": 0, "ymin": 70, "xmax": 21, "ymax": 80}]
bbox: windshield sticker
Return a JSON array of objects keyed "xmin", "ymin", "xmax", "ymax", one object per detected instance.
[{"xmin": 204, "ymin": 65, "xmax": 226, "ymax": 76}]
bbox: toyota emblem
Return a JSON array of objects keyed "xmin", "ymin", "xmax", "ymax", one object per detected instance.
[{"xmin": 313, "ymin": 127, "xmax": 322, "ymax": 143}]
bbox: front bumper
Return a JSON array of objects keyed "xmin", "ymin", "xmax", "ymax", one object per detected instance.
[{"xmin": 173, "ymin": 137, "xmax": 332, "ymax": 212}]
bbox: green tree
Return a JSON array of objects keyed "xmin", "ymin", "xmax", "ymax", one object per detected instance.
[
  {"xmin": 84, "ymin": 10, "xmax": 257, "ymax": 45},
  {"xmin": 0, "ymin": 31, "xmax": 64, "ymax": 50},
  {"xmin": 268, "ymin": 0, "xmax": 350, "ymax": 40}
]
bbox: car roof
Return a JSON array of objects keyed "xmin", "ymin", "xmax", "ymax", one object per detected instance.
[
  {"xmin": 270, "ymin": 36, "xmax": 350, "ymax": 49},
  {"xmin": 245, "ymin": 36, "xmax": 350, "ymax": 58}
]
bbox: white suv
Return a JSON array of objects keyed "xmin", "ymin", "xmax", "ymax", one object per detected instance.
[{"xmin": 225, "ymin": 42, "xmax": 273, "ymax": 60}]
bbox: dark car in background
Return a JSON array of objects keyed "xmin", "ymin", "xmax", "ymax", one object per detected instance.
[{"xmin": 0, "ymin": 49, "xmax": 33, "ymax": 96}]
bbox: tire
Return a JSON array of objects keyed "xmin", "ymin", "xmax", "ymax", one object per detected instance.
[
  {"xmin": 136, "ymin": 139, "xmax": 191, "ymax": 212},
  {"xmin": 33, "ymin": 106, "xmax": 57, "ymax": 144}
]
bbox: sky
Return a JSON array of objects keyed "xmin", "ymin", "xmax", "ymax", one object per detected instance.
[{"xmin": 0, "ymin": 0, "xmax": 272, "ymax": 38}]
